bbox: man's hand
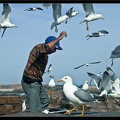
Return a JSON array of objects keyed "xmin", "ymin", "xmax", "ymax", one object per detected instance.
[{"xmin": 57, "ymin": 31, "xmax": 67, "ymax": 40}]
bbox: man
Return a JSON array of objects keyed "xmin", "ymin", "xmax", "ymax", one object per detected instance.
[{"xmin": 21, "ymin": 31, "xmax": 67, "ymax": 112}]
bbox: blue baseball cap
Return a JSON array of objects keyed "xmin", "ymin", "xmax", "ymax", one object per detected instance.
[{"xmin": 45, "ymin": 36, "xmax": 63, "ymax": 50}]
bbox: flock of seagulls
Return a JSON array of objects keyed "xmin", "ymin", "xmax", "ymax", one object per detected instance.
[{"xmin": 1, "ymin": 3, "xmax": 120, "ymax": 116}]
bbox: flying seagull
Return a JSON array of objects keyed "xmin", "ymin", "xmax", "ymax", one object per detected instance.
[
  {"xmin": 51, "ymin": 4, "xmax": 79, "ymax": 32},
  {"xmin": 42, "ymin": 3, "xmax": 51, "ymax": 9},
  {"xmin": 74, "ymin": 61, "xmax": 101, "ymax": 69},
  {"xmin": 106, "ymin": 45, "xmax": 120, "ymax": 66},
  {"xmin": 24, "ymin": 7, "xmax": 43, "ymax": 11},
  {"xmin": 57, "ymin": 76, "xmax": 107, "ymax": 116},
  {"xmin": 0, "ymin": 3, "xmax": 17, "ymax": 38},
  {"xmin": 85, "ymin": 30, "xmax": 109, "ymax": 40},
  {"xmin": 80, "ymin": 3, "xmax": 105, "ymax": 30}
]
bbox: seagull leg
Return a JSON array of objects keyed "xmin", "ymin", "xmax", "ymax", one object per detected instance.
[
  {"xmin": 55, "ymin": 26, "xmax": 58, "ymax": 33},
  {"xmin": 64, "ymin": 107, "xmax": 76, "ymax": 115},
  {"xmin": 86, "ymin": 21, "xmax": 89, "ymax": 30},
  {"xmin": 78, "ymin": 105, "xmax": 85, "ymax": 116},
  {"xmin": 114, "ymin": 97, "xmax": 119, "ymax": 103}
]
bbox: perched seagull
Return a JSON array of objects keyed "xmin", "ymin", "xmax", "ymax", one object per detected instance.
[
  {"xmin": 48, "ymin": 75, "xmax": 56, "ymax": 95},
  {"xmin": 106, "ymin": 45, "xmax": 120, "ymax": 66},
  {"xmin": 80, "ymin": 3, "xmax": 105, "ymax": 30},
  {"xmin": 57, "ymin": 76, "xmax": 107, "ymax": 116},
  {"xmin": 51, "ymin": 4, "xmax": 78, "ymax": 32},
  {"xmin": 22, "ymin": 100, "xmax": 26, "ymax": 112},
  {"xmin": 85, "ymin": 30, "xmax": 109, "ymax": 40},
  {"xmin": 74, "ymin": 61, "xmax": 101, "ymax": 69},
  {"xmin": 0, "ymin": 3, "xmax": 17, "ymax": 38},
  {"xmin": 78, "ymin": 80, "xmax": 89, "ymax": 90},
  {"xmin": 24, "ymin": 7, "xmax": 43, "ymax": 11},
  {"xmin": 65, "ymin": 7, "xmax": 79, "ymax": 24}
]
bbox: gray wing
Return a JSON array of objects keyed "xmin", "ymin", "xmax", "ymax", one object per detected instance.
[
  {"xmin": 89, "ymin": 61, "xmax": 101, "ymax": 64},
  {"xmin": 82, "ymin": 3, "xmax": 95, "ymax": 17},
  {"xmin": 110, "ymin": 45, "xmax": 120, "ymax": 59},
  {"xmin": 74, "ymin": 89, "xmax": 94, "ymax": 102},
  {"xmin": 1, "ymin": 3, "xmax": 11, "ymax": 22},
  {"xmin": 74, "ymin": 64, "xmax": 86, "ymax": 69},
  {"xmin": 106, "ymin": 66, "xmax": 119, "ymax": 82},
  {"xmin": 52, "ymin": 3, "xmax": 62, "ymax": 21},
  {"xmin": 98, "ymin": 30, "xmax": 109, "ymax": 34},
  {"xmin": 100, "ymin": 71, "xmax": 111, "ymax": 91},
  {"xmin": 36, "ymin": 7, "xmax": 43, "ymax": 10},
  {"xmin": 87, "ymin": 72, "xmax": 102, "ymax": 88},
  {"xmin": 66, "ymin": 7, "xmax": 73, "ymax": 16}
]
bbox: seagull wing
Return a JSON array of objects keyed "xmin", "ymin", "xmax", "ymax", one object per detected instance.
[
  {"xmin": 101, "ymin": 71, "xmax": 111, "ymax": 91},
  {"xmin": 52, "ymin": 3, "xmax": 62, "ymax": 21},
  {"xmin": 1, "ymin": 3, "xmax": 11, "ymax": 22},
  {"xmin": 82, "ymin": 3, "xmax": 95, "ymax": 17},
  {"xmin": 98, "ymin": 30, "xmax": 109, "ymax": 34},
  {"xmin": 74, "ymin": 89, "xmax": 94, "ymax": 102},
  {"xmin": 74, "ymin": 64, "xmax": 86, "ymax": 69},
  {"xmin": 36, "ymin": 7, "xmax": 43, "ymax": 10},
  {"xmin": 87, "ymin": 72, "xmax": 102, "ymax": 88},
  {"xmin": 89, "ymin": 61, "xmax": 101, "ymax": 64},
  {"xmin": 66, "ymin": 7, "xmax": 73, "ymax": 15}
]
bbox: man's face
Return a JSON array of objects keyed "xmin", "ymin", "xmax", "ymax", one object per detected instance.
[{"xmin": 49, "ymin": 46, "xmax": 57, "ymax": 54}]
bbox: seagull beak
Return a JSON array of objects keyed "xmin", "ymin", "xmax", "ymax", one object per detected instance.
[
  {"xmin": 57, "ymin": 79, "xmax": 63, "ymax": 82},
  {"xmin": 102, "ymin": 17, "xmax": 105, "ymax": 20}
]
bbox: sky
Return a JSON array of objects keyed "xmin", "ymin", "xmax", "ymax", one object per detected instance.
[{"xmin": 0, "ymin": 3, "xmax": 120, "ymax": 86}]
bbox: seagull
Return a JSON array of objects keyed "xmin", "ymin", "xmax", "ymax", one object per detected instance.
[
  {"xmin": 51, "ymin": 3, "xmax": 68, "ymax": 33},
  {"xmin": 24, "ymin": 7, "xmax": 43, "ymax": 11},
  {"xmin": 22, "ymin": 100, "xmax": 26, "ymax": 112},
  {"xmin": 0, "ymin": 3, "xmax": 17, "ymax": 38},
  {"xmin": 48, "ymin": 75, "xmax": 56, "ymax": 95},
  {"xmin": 57, "ymin": 76, "xmax": 107, "ymax": 116},
  {"xmin": 80, "ymin": 3, "xmax": 105, "ymax": 30},
  {"xmin": 106, "ymin": 45, "xmax": 120, "ymax": 66},
  {"xmin": 42, "ymin": 3, "xmax": 51, "ymax": 9},
  {"xmin": 85, "ymin": 30, "xmax": 109, "ymax": 40},
  {"xmin": 51, "ymin": 4, "xmax": 78, "ymax": 32},
  {"xmin": 78, "ymin": 80, "xmax": 89, "ymax": 90},
  {"xmin": 74, "ymin": 61, "xmax": 101, "ymax": 69}
]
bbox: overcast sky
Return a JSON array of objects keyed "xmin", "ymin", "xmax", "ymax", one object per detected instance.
[{"xmin": 0, "ymin": 3, "xmax": 120, "ymax": 86}]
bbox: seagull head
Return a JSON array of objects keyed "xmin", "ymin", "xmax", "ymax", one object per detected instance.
[
  {"xmin": 99, "ymin": 14, "xmax": 105, "ymax": 20},
  {"xmin": 11, "ymin": 24, "xmax": 17, "ymax": 28},
  {"xmin": 71, "ymin": 11, "xmax": 79, "ymax": 16},
  {"xmin": 57, "ymin": 76, "xmax": 73, "ymax": 84}
]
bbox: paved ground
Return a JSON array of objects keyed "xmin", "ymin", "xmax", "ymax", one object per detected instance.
[{"xmin": 1, "ymin": 111, "xmax": 120, "ymax": 117}]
